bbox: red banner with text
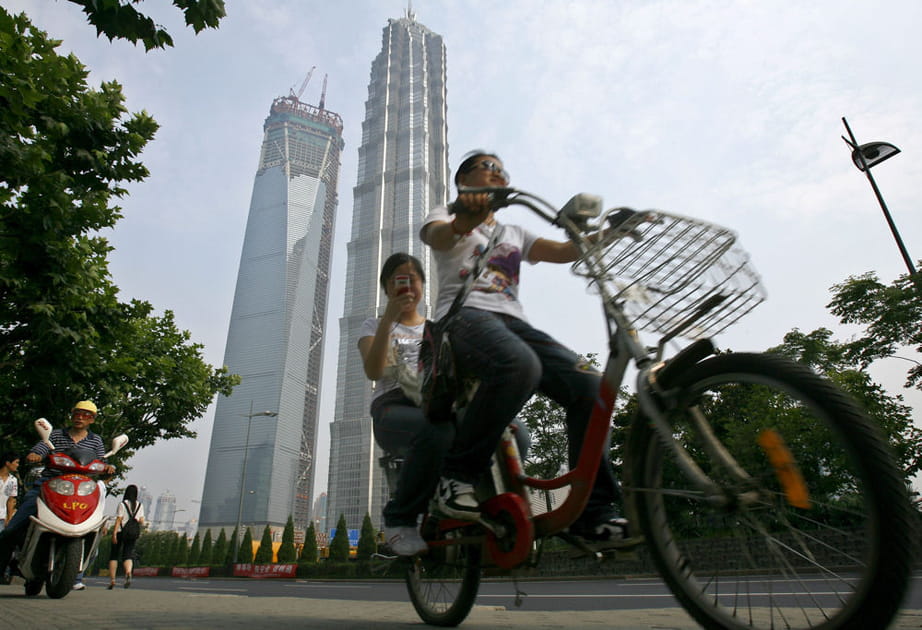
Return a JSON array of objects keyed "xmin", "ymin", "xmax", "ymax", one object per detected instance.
[
  {"xmin": 171, "ymin": 566, "xmax": 210, "ymax": 578},
  {"xmin": 232, "ymin": 563, "xmax": 297, "ymax": 578}
]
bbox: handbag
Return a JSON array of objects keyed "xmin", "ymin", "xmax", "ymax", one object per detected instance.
[{"xmin": 419, "ymin": 224, "xmax": 504, "ymax": 423}]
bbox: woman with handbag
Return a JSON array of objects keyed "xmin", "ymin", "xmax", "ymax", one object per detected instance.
[{"xmin": 358, "ymin": 253, "xmax": 455, "ymax": 556}]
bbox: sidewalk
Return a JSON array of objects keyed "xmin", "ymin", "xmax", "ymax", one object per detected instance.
[{"xmin": 1, "ymin": 584, "xmax": 920, "ymax": 629}]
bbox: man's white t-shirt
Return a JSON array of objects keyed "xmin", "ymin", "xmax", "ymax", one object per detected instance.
[{"xmin": 421, "ymin": 205, "xmax": 538, "ymax": 321}]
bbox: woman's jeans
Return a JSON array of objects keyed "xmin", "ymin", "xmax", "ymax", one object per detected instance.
[
  {"xmin": 445, "ymin": 307, "xmax": 620, "ymax": 523},
  {"xmin": 372, "ymin": 390, "xmax": 455, "ymax": 527}
]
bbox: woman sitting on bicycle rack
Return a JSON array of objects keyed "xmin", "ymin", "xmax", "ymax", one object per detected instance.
[
  {"xmin": 358, "ymin": 253, "xmax": 454, "ymax": 556},
  {"xmin": 420, "ymin": 150, "xmax": 628, "ymax": 546}
]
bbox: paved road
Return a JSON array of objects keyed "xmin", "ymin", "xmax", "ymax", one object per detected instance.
[{"xmin": 2, "ymin": 577, "xmax": 921, "ymax": 629}]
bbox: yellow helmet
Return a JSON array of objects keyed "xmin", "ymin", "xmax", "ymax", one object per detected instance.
[{"xmin": 73, "ymin": 400, "xmax": 98, "ymax": 415}]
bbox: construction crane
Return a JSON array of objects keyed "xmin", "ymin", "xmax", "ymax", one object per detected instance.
[
  {"xmin": 318, "ymin": 74, "xmax": 328, "ymax": 110},
  {"xmin": 289, "ymin": 66, "xmax": 316, "ymax": 101}
]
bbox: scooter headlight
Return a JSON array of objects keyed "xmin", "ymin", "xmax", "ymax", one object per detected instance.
[
  {"xmin": 49, "ymin": 454, "xmax": 77, "ymax": 470},
  {"xmin": 76, "ymin": 480, "xmax": 97, "ymax": 496},
  {"xmin": 47, "ymin": 477, "xmax": 75, "ymax": 496},
  {"xmin": 86, "ymin": 461, "xmax": 106, "ymax": 473}
]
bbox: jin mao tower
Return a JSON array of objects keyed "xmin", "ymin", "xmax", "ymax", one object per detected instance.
[{"xmin": 325, "ymin": 10, "xmax": 449, "ymax": 530}]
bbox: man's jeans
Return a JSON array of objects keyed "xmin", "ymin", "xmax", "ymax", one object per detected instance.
[{"xmin": 444, "ymin": 307, "xmax": 620, "ymax": 522}]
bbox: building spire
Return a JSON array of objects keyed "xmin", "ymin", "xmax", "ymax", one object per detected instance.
[{"xmin": 406, "ymin": 0, "xmax": 415, "ymax": 21}]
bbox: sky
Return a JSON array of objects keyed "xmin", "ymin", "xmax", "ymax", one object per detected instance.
[{"xmin": 7, "ymin": 0, "xmax": 922, "ymax": 526}]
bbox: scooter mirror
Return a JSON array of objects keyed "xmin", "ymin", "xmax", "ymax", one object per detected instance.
[
  {"xmin": 34, "ymin": 418, "xmax": 54, "ymax": 451},
  {"xmin": 104, "ymin": 434, "xmax": 129, "ymax": 458}
]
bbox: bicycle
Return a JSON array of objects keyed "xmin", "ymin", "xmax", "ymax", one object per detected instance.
[{"xmin": 401, "ymin": 187, "xmax": 915, "ymax": 629}]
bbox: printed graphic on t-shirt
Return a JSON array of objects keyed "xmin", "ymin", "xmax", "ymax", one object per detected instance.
[{"xmin": 464, "ymin": 242, "xmax": 522, "ymax": 301}]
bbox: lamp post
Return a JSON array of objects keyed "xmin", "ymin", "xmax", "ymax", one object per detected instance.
[
  {"xmin": 841, "ymin": 117, "xmax": 916, "ymax": 277},
  {"xmin": 232, "ymin": 401, "xmax": 277, "ymax": 563}
]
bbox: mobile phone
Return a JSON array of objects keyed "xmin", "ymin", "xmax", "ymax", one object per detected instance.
[{"xmin": 394, "ymin": 275, "xmax": 411, "ymax": 295}]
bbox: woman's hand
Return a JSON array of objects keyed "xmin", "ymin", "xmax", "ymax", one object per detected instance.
[{"xmin": 381, "ymin": 289, "xmax": 417, "ymax": 325}]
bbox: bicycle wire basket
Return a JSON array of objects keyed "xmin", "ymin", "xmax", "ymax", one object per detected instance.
[{"xmin": 573, "ymin": 208, "xmax": 766, "ymax": 340}]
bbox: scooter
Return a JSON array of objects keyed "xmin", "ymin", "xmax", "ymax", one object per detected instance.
[{"xmin": 12, "ymin": 418, "xmax": 127, "ymax": 598}]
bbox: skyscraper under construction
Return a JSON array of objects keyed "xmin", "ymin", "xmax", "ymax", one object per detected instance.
[
  {"xmin": 199, "ymin": 83, "xmax": 344, "ymax": 538},
  {"xmin": 325, "ymin": 9, "xmax": 449, "ymax": 531}
]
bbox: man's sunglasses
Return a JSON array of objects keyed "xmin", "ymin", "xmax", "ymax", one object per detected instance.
[{"xmin": 465, "ymin": 159, "xmax": 509, "ymax": 182}]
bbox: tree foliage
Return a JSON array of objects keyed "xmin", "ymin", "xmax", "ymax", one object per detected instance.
[
  {"xmin": 188, "ymin": 531, "xmax": 201, "ymax": 566},
  {"xmin": 0, "ymin": 9, "xmax": 238, "ymax": 469},
  {"xmin": 356, "ymin": 513, "xmax": 377, "ymax": 563},
  {"xmin": 299, "ymin": 522, "xmax": 318, "ymax": 565},
  {"xmin": 237, "ymin": 527, "xmax": 254, "ymax": 563},
  {"xmin": 254, "ymin": 524, "xmax": 273, "ymax": 564},
  {"xmin": 66, "ymin": 0, "xmax": 226, "ymax": 51},
  {"xmin": 212, "ymin": 528, "xmax": 227, "ymax": 566},
  {"xmin": 328, "ymin": 514, "xmax": 350, "ymax": 562},
  {"xmin": 827, "ymin": 268, "xmax": 922, "ymax": 391},
  {"xmin": 277, "ymin": 516, "xmax": 297, "ymax": 563},
  {"xmin": 199, "ymin": 529, "xmax": 213, "ymax": 566},
  {"xmin": 771, "ymin": 328, "xmax": 922, "ymax": 479}
]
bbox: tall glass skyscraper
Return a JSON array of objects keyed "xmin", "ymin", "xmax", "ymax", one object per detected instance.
[
  {"xmin": 199, "ymin": 92, "xmax": 344, "ymax": 538},
  {"xmin": 325, "ymin": 10, "xmax": 449, "ymax": 531}
]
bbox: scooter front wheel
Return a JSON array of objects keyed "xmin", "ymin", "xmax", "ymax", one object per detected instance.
[{"xmin": 44, "ymin": 538, "xmax": 81, "ymax": 599}]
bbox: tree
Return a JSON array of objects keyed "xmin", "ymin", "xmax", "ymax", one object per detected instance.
[
  {"xmin": 199, "ymin": 529, "xmax": 213, "ymax": 566},
  {"xmin": 356, "ymin": 513, "xmax": 378, "ymax": 564},
  {"xmin": 212, "ymin": 529, "xmax": 227, "ymax": 566},
  {"xmin": 175, "ymin": 535, "xmax": 189, "ymax": 566},
  {"xmin": 277, "ymin": 516, "xmax": 297, "ymax": 563},
  {"xmin": 254, "ymin": 524, "xmax": 274, "ymax": 564},
  {"xmin": 0, "ymin": 9, "xmax": 239, "ymax": 466},
  {"xmin": 328, "ymin": 514, "xmax": 350, "ymax": 562},
  {"xmin": 225, "ymin": 527, "xmax": 238, "ymax": 564},
  {"xmin": 299, "ymin": 522, "xmax": 318, "ymax": 566},
  {"xmin": 66, "ymin": 0, "xmax": 226, "ymax": 51},
  {"xmin": 238, "ymin": 528, "xmax": 254, "ymax": 563},
  {"xmin": 827, "ymin": 269, "xmax": 922, "ymax": 391},
  {"xmin": 188, "ymin": 532, "xmax": 201, "ymax": 566},
  {"xmin": 771, "ymin": 328, "xmax": 922, "ymax": 480}
]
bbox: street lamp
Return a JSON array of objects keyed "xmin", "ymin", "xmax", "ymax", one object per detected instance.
[
  {"xmin": 232, "ymin": 401, "xmax": 277, "ymax": 563},
  {"xmin": 841, "ymin": 117, "xmax": 917, "ymax": 277}
]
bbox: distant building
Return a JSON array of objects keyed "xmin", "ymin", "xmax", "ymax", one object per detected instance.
[
  {"xmin": 198, "ymin": 82, "xmax": 345, "ymax": 537},
  {"xmin": 312, "ymin": 492, "xmax": 328, "ymax": 533},
  {"xmin": 152, "ymin": 490, "xmax": 177, "ymax": 531},
  {"xmin": 325, "ymin": 9, "xmax": 449, "ymax": 531},
  {"xmin": 139, "ymin": 486, "xmax": 153, "ymax": 519}
]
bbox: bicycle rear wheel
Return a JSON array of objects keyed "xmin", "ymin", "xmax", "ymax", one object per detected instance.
[
  {"xmin": 631, "ymin": 352, "xmax": 914, "ymax": 630},
  {"xmin": 405, "ymin": 527, "xmax": 482, "ymax": 627}
]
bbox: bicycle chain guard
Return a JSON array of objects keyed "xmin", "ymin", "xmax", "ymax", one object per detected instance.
[{"xmin": 481, "ymin": 492, "xmax": 534, "ymax": 569}]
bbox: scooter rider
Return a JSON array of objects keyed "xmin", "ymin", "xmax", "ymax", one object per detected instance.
[{"xmin": 0, "ymin": 400, "xmax": 115, "ymax": 576}]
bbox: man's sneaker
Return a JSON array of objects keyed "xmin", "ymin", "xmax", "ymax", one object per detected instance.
[
  {"xmin": 568, "ymin": 517, "xmax": 636, "ymax": 549},
  {"xmin": 436, "ymin": 477, "xmax": 480, "ymax": 520},
  {"xmin": 72, "ymin": 582, "xmax": 86, "ymax": 591},
  {"xmin": 383, "ymin": 525, "xmax": 428, "ymax": 556}
]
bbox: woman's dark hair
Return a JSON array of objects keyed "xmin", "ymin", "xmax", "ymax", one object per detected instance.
[
  {"xmin": 454, "ymin": 149, "xmax": 501, "ymax": 187},
  {"xmin": 380, "ymin": 253, "xmax": 425, "ymax": 289},
  {"xmin": 124, "ymin": 484, "xmax": 139, "ymax": 504}
]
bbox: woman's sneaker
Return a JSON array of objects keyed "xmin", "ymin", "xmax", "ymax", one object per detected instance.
[
  {"xmin": 436, "ymin": 477, "xmax": 480, "ymax": 520},
  {"xmin": 383, "ymin": 525, "xmax": 428, "ymax": 556}
]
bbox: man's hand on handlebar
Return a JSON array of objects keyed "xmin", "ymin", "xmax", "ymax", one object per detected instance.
[{"xmin": 452, "ymin": 192, "xmax": 494, "ymax": 233}]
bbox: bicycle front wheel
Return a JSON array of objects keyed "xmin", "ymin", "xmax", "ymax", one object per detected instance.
[
  {"xmin": 405, "ymin": 527, "xmax": 482, "ymax": 627},
  {"xmin": 631, "ymin": 352, "xmax": 914, "ymax": 630}
]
